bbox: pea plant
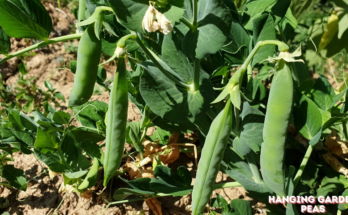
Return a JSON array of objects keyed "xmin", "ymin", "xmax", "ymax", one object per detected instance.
[{"xmin": 1, "ymin": 0, "xmax": 348, "ymax": 214}]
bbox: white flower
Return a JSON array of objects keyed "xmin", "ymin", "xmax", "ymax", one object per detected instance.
[
  {"xmin": 155, "ymin": 11, "xmax": 173, "ymax": 35},
  {"xmin": 142, "ymin": 3, "xmax": 173, "ymax": 35},
  {"xmin": 115, "ymin": 46, "xmax": 127, "ymax": 58},
  {"xmin": 262, "ymin": 45, "xmax": 304, "ymax": 64},
  {"xmin": 142, "ymin": 4, "xmax": 159, "ymax": 33}
]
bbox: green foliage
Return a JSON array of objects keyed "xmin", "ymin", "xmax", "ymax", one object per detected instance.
[{"xmin": 2, "ymin": 0, "xmax": 348, "ymax": 214}]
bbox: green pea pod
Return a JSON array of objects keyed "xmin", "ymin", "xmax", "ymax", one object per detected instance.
[
  {"xmin": 103, "ymin": 58, "xmax": 128, "ymax": 186},
  {"xmin": 78, "ymin": 157, "xmax": 99, "ymax": 190},
  {"xmin": 68, "ymin": 24, "xmax": 102, "ymax": 107},
  {"xmin": 191, "ymin": 100, "xmax": 233, "ymax": 215},
  {"xmin": 260, "ymin": 59, "xmax": 293, "ymax": 197}
]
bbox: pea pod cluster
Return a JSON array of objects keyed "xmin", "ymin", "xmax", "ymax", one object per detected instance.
[
  {"xmin": 68, "ymin": 24, "xmax": 101, "ymax": 107},
  {"xmin": 191, "ymin": 100, "xmax": 233, "ymax": 215},
  {"xmin": 103, "ymin": 57, "xmax": 128, "ymax": 186},
  {"xmin": 260, "ymin": 59, "xmax": 293, "ymax": 197}
]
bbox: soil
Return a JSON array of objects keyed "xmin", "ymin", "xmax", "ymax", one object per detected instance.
[{"xmin": 0, "ymin": 2, "xmax": 266, "ymax": 215}]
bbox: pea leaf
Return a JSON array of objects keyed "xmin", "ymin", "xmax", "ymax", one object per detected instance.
[
  {"xmin": 125, "ymin": 121, "xmax": 141, "ymax": 145},
  {"xmin": 0, "ymin": 27, "xmax": 10, "ymax": 55},
  {"xmin": 139, "ymin": 60, "xmax": 215, "ymax": 125},
  {"xmin": 241, "ymin": 0, "xmax": 290, "ymax": 31},
  {"xmin": 221, "ymin": 148, "xmax": 273, "ymax": 198},
  {"xmin": 338, "ymin": 189, "xmax": 348, "ymax": 210},
  {"xmin": 182, "ymin": 0, "xmax": 232, "ymax": 59},
  {"xmin": 293, "ymin": 95, "xmax": 322, "ymax": 140},
  {"xmin": 222, "ymin": 1, "xmax": 250, "ymax": 55},
  {"xmin": 52, "ymin": 111, "xmax": 70, "ymax": 125},
  {"xmin": 69, "ymin": 126, "xmax": 105, "ymax": 143},
  {"xmin": 114, "ymin": 178, "xmax": 155, "ymax": 200},
  {"xmin": 252, "ymin": 14, "xmax": 276, "ymax": 66},
  {"xmin": 69, "ymin": 60, "xmax": 77, "ymax": 74},
  {"xmin": 239, "ymin": 102, "xmax": 264, "ymax": 153},
  {"xmin": 2, "ymin": 165, "xmax": 27, "ymax": 190},
  {"xmin": 311, "ymin": 74, "xmax": 337, "ymax": 111},
  {"xmin": 53, "ymin": 92, "xmax": 65, "ymax": 102},
  {"xmin": 150, "ymin": 166, "xmax": 192, "ymax": 197},
  {"xmin": 113, "ymin": 188, "xmax": 154, "ymax": 201},
  {"xmin": 332, "ymin": 0, "xmax": 348, "ymax": 39},
  {"xmin": 0, "ymin": 0, "xmax": 52, "ymax": 40},
  {"xmin": 230, "ymin": 199, "xmax": 253, "ymax": 215},
  {"xmin": 73, "ymin": 101, "xmax": 108, "ymax": 129},
  {"xmin": 34, "ymin": 127, "xmax": 60, "ymax": 152},
  {"xmin": 148, "ymin": 127, "xmax": 171, "ymax": 145}
]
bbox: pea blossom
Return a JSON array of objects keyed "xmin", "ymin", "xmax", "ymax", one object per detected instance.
[{"xmin": 142, "ymin": 3, "xmax": 173, "ymax": 35}]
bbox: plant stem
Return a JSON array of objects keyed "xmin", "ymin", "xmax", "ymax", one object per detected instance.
[
  {"xmin": 78, "ymin": 0, "xmax": 86, "ymax": 22},
  {"xmin": 180, "ymin": 17, "xmax": 195, "ymax": 30},
  {"xmin": 245, "ymin": 153, "xmax": 263, "ymax": 183},
  {"xmin": 234, "ymin": 107, "xmax": 241, "ymax": 135},
  {"xmin": 193, "ymin": 0, "xmax": 198, "ymax": 29},
  {"xmin": 193, "ymin": 58, "xmax": 200, "ymax": 91},
  {"xmin": 293, "ymin": 145, "xmax": 314, "ymax": 188},
  {"xmin": 135, "ymin": 35, "xmax": 190, "ymax": 89},
  {"xmin": 247, "ymin": 63, "xmax": 252, "ymax": 82},
  {"xmin": 0, "ymin": 33, "xmax": 83, "ymax": 64}
]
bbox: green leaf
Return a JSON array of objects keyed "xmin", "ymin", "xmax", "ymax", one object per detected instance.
[
  {"xmin": 0, "ymin": 0, "xmax": 52, "ymax": 40},
  {"xmin": 233, "ymin": 137, "xmax": 251, "ymax": 157},
  {"xmin": 162, "ymin": 33, "xmax": 194, "ymax": 79},
  {"xmin": 221, "ymin": 148, "xmax": 273, "ymax": 198},
  {"xmin": 125, "ymin": 121, "xmax": 141, "ymax": 144},
  {"xmin": 80, "ymin": 140, "xmax": 104, "ymax": 165},
  {"xmin": 311, "ymin": 74, "xmax": 337, "ymax": 111},
  {"xmin": 69, "ymin": 60, "xmax": 77, "ymax": 74},
  {"xmin": 222, "ymin": 1, "xmax": 250, "ymax": 55},
  {"xmin": 126, "ymin": 177, "xmax": 153, "ymax": 191},
  {"xmin": 317, "ymin": 170, "xmax": 346, "ymax": 197},
  {"xmin": 44, "ymin": 80, "xmax": 53, "ymax": 90},
  {"xmin": 19, "ymin": 111, "xmax": 38, "ymax": 131},
  {"xmin": 96, "ymin": 66, "xmax": 107, "ymax": 86},
  {"xmin": 0, "ymin": 27, "xmax": 10, "ymax": 55},
  {"xmin": 148, "ymin": 127, "xmax": 171, "ymax": 145},
  {"xmin": 2, "ymin": 165, "xmax": 27, "ymax": 190},
  {"xmin": 242, "ymin": 0, "xmax": 290, "ymax": 31},
  {"xmin": 150, "ymin": 166, "xmax": 192, "ymax": 197},
  {"xmin": 113, "ymin": 178, "xmax": 154, "ymax": 200},
  {"xmin": 34, "ymin": 148, "xmax": 71, "ymax": 172},
  {"xmin": 332, "ymin": 0, "xmax": 348, "ymax": 39},
  {"xmin": 34, "ymin": 127, "xmax": 59, "ymax": 152},
  {"xmin": 113, "ymin": 188, "xmax": 154, "ymax": 201},
  {"xmin": 53, "ymin": 92, "xmax": 65, "ymax": 102},
  {"xmin": 338, "ymin": 189, "xmax": 348, "ymax": 210},
  {"xmin": 69, "ymin": 126, "xmax": 105, "ymax": 143},
  {"xmin": 230, "ymin": 199, "xmax": 253, "ymax": 215},
  {"xmin": 183, "ymin": 0, "xmax": 232, "ymax": 59},
  {"xmin": 239, "ymin": 102, "xmax": 264, "ymax": 153},
  {"xmin": 52, "ymin": 111, "xmax": 70, "ymax": 125},
  {"xmin": 281, "ymin": 8, "xmax": 297, "ymax": 42},
  {"xmin": 64, "ymin": 170, "xmax": 88, "ymax": 180},
  {"xmin": 252, "ymin": 14, "xmax": 276, "ymax": 66},
  {"xmin": 139, "ymin": 61, "xmax": 215, "ymax": 124},
  {"xmin": 293, "ymin": 95, "xmax": 322, "ymax": 140},
  {"xmin": 23, "ymin": 98, "xmax": 34, "ymax": 113},
  {"xmin": 73, "ymin": 101, "xmax": 108, "ymax": 129},
  {"xmin": 211, "ymin": 194, "xmax": 229, "ymax": 212}
]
